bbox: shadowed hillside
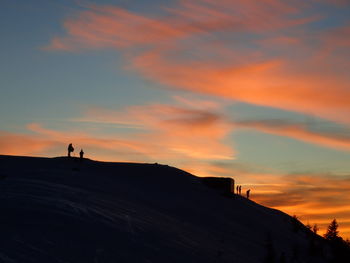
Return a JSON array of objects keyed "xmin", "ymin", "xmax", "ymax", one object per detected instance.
[{"xmin": 0, "ymin": 155, "xmax": 336, "ymax": 262}]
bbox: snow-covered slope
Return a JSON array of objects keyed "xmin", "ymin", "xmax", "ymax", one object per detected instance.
[{"xmin": 0, "ymin": 155, "xmax": 329, "ymax": 263}]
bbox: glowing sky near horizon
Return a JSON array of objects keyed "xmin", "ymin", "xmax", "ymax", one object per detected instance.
[{"xmin": 1, "ymin": 0, "xmax": 350, "ymax": 238}]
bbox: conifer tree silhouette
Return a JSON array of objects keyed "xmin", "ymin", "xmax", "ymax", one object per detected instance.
[{"xmin": 324, "ymin": 219, "xmax": 339, "ymax": 241}]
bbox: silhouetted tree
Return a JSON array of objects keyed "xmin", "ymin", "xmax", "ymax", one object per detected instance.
[
  {"xmin": 324, "ymin": 219, "xmax": 339, "ymax": 241},
  {"xmin": 323, "ymin": 219, "xmax": 350, "ymax": 263}
]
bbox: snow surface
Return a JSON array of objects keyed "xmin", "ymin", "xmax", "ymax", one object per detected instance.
[{"xmin": 0, "ymin": 155, "xmax": 330, "ymax": 263}]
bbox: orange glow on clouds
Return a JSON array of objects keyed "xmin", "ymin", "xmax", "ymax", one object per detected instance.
[
  {"xmin": 0, "ymin": 131, "xmax": 56, "ymax": 156},
  {"xmin": 4, "ymin": 0, "xmax": 349, "ymax": 238},
  {"xmin": 1, "ymin": 97, "xmax": 234, "ymax": 162},
  {"xmin": 46, "ymin": 0, "xmax": 350, "ymax": 123},
  {"xmin": 1, "ymin": 98, "xmax": 350, "ymax": 238},
  {"xmin": 249, "ymin": 173, "xmax": 350, "ymax": 238},
  {"xmin": 80, "ymin": 99, "xmax": 235, "ymax": 160},
  {"xmin": 236, "ymin": 120, "xmax": 350, "ymax": 151}
]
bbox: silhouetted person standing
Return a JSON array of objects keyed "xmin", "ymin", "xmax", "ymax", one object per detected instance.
[
  {"xmin": 68, "ymin": 143, "xmax": 74, "ymax": 157},
  {"xmin": 239, "ymin": 185, "xmax": 242, "ymax": 195},
  {"xmin": 236, "ymin": 185, "xmax": 239, "ymax": 194},
  {"xmin": 246, "ymin": 189, "xmax": 250, "ymax": 199},
  {"xmin": 79, "ymin": 149, "xmax": 84, "ymax": 161}
]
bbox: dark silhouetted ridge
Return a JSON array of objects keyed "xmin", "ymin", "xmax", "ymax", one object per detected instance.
[{"xmin": 0, "ymin": 155, "xmax": 337, "ymax": 262}]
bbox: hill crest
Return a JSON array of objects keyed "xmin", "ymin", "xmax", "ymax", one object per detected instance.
[{"xmin": 0, "ymin": 155, "xmax": 332, "ymax": 262}]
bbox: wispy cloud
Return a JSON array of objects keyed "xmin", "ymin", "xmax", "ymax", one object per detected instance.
[
  {"xmin": 46, "ymin": 0, "xmax": 350, "ymax": 123},
  {"xmin": 235, "ymin": 119, "xmax": 350, "ymax": 151},
  {"xmin": 202, "ymin": 159, "xmax": 350, "ymax": 237},
  {"xmin": 46, "ymin": 0, "xmax": 313, "ymax": 50},
  {"xmin": 81, "ymin": 97, "xmax": 234, "ymax": 160},
  {"xmin": 5, "ymin": 105, "xmax": 350, "ymax": 162},
  {"xmin": 1, "ymin": 96, "xmax": 234, "ymax": 163},
  {"xmin": 249, "ymin": 172, "xmax": 350, "ymax": 237},
  {"xmin": 0, "ymin": 131, "xmax": 58, "ymax": 156}
]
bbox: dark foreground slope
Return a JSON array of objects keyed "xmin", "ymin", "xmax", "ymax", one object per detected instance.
[{"xmin": 0, "ymin": 155, "xmax": 330, "ymax": 263}]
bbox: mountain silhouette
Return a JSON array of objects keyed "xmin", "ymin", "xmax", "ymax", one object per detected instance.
[{"xmin": 0, "ymin": 155, "xmax": 335, "ymax": 262}]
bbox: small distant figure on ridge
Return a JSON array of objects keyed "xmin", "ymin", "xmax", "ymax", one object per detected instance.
[
  {"xmin": 67, "ymin": 143, "xmax": 74, "ymax": 157},
  {"xmin": 246, "ymin": 189, "xmax": 251, "ymax": 199},
  {"xmin": 79, "ymin": 149, "xmax": 84, "ymax": 161},
  {"xmin": 239, "ymin": 185, "xmax": 242, "ymax": 195},
  {"xmin": 236, "ymin": 185, "xmax": 239, "ymax": 194}
]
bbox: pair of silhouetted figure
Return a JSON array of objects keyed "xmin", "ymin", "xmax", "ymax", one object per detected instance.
[
  {"xmin": 236, "ymin": 185, "xmax": 251, "ymax": 199},
  {"xmin": 67, "ymin": 143, "xmax": 84, "ymax": 160},
  {"xmin": 236, "ymin": 185, "xmax": 242, "ymax": 195}
]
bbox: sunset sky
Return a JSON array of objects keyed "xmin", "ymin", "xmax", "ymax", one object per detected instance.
[{"xmin": 1, "ymin": 0, "xmax": 350, "ymax": 238}]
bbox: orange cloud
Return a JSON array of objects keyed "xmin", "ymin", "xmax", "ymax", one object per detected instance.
[
  {"xmin": 201, "ymin": 159, "xmax": 350, "ymax": 238},
  {"xmin": 0, "ymin": 125, "xmax": 159, "ymax": 162},
  {"xmin": 0, "ymin": 131, "xmax": 57, "ymax": 156},
  {"xmin": 131, "ymin": 47, "xmax": 350, "ymax": 124},
  {"xmin": 24, "ymin": 123, "xmax": 156, "ymax": 161},
  {"xmin": 46, "ymin": 0, "xmax": 313, "ymax": 51},
  {"xmin": 81, "ymin": 99, "xmax": 234, "ymax": 160},
  {"xmin": 204, "ymin": 161, "xmax": 350, "ymax": 238},
  {"xmin": 30, "ymin": 104, "xmax": 350, "ymax": 163},
  {"xmin": 235, "ymin": 120, "xmax": 350, "ymax": 151},
  {"xmin": 1, "ymin": 97, "xmax": 234, "ymax": 164},
  {"xmin": 46, "ymin": 6, "xmax": 188, "ymax": 51},
  {"xmin": 46, "ymin": 1, "xmax": 350, "ymax": 124},
  {"xmin": 249, "ymin": 173, "xmax": 350, "ymax": 238}
]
